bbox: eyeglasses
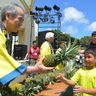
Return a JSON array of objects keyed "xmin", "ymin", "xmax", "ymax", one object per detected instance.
[{"xmin": 17, "ymin": 16, "xmax": 24, "ymax": 22}]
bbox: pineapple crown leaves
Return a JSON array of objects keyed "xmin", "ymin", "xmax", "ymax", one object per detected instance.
[
  {"xmin": 61, "ymin": 38, "xmax": 80, "ymax": 61},
  {"xmin": 64, "ymin": 60, "xmax": 76, "ymax": 73},
  {"xmin": 66, "ymin": 38, "xmax": 77, "ymax": 51},
  {"xmin": 65, "ymin": 45, "xmax": 79, "ymax": 58},
  {"xmin": 64, "ymin": 60, "xmax": 80, "ymax": 79}
]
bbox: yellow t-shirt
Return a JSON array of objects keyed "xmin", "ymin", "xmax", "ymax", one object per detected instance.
[
  {"xmin": 40, "ymin": 41, "xmax": 52, "ymax": 58},
  {"xmin": 55, "ymin": 48, "xmax": 64, "ymax": 70},
  {"xmin": 0, "ymin": 29, "xmax": 27, "ymax": 85},
  {"xmin": 71, "ymin": 67, "xmax": 96, "ymax": 96}
]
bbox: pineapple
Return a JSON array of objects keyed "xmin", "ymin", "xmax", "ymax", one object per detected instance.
[
  {"xmin": 43, "ymin": 53, "xmax": 61, "ymax": 67},
  {"xmin": 43, "ymin": 39, "xmax": 80, "ymax": 67},
  {"xmin": 64, "ymin": 60, "xmax": 80, "ymax": 79}
]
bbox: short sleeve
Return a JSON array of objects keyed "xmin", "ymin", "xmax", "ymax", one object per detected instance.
[{"xmin": 71, "ymin": 69, "xmax": 81, "ymax": 84}]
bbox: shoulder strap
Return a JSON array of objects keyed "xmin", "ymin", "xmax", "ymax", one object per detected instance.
[
  {"xmin": 0, "ymin": 22, "xmax": 7, "ymax": 35},
  {"xmin": 0, "ymin": 22, "xmax": 12, "ymax": 55},
  {"xmin": 0, "ymin": 22, "xmax": 6, "ymax": 31}
]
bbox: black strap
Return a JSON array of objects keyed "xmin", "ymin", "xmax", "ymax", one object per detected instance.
[
  {"xmin": 0, "ymin": 22, "xmax": 12, "ymax": 55},
  {"xmin": 0, "ymin": 22, "xmax": 5, "ymax": 30}
]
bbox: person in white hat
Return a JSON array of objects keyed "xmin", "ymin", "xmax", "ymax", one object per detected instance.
[{"xmin": 40, "ymin": 32, "xmax": 54, "ymax": 58}]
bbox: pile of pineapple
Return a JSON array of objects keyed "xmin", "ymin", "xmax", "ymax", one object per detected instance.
[{"xmin": 43, "ymin": 39, "xmax": 80, "ymax": 67}]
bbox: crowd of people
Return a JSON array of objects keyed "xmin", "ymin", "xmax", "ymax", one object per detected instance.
[
  {"xmin": 0, "ymin": 2, "xmax": 96, "ymax": 96},
  {"xmin": 25, "ymin": 32, "xmax": 66, "ymax": 70},
  {"xmin": 24, "ymin": 27, "xmax": 96, "ymax": 96}
]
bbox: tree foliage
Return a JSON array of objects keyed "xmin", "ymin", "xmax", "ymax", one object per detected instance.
[{"xmin": 80, "ymin": 36, "xmax": 91, "ymax": 47}]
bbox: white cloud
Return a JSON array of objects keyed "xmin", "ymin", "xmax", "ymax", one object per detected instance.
[
  {"xmin": 88, "ymin": 21, "xmax": 96, "ymax": 31},
  {"xmin": 45, "ymin": 28, "xmax": 52, "ymax": 31},
  {"xmin": 62, "ymin": 7, "xmax": 89, "ymax": 24},
  {"xmin": 64, "ymin": 25, "xmax": 78, "ymax": 35}
]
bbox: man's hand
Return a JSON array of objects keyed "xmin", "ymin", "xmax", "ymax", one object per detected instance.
[
  {"xmin": 26, "ymin": 57, "xmax": 54, "ymax": 74},
  {"xmin": 35, "ymin": 57, "xmax": 54, "ymax": 73}
]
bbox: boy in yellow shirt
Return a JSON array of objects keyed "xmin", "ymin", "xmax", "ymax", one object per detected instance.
[{"xmin": 57, "ymin": 47, "xmax": 96, "ymax": 96}]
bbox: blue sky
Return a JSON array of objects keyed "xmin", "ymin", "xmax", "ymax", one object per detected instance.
[{"xmin": 33, "ymin": 0, "xmax": 96, "ymax": 39}]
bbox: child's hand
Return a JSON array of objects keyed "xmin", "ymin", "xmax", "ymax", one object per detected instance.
[
  {"xmin": 73, "ymin": 85, "xmax": 83, "ymax": 95},
  {"xmin": 56, "ymin": 73, "xmax": 66, "ymax": 82}
]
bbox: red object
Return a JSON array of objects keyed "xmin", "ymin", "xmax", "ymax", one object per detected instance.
[{"xmin": 28, "ymin": 47, "xmax": 40, "ymax": 60}]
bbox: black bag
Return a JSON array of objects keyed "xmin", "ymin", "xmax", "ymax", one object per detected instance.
[{"xmin": 59, "ymin": 85, "xmax": 73, "ymax": 96}]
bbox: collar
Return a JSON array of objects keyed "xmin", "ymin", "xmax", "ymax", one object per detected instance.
[
  {"xmin": 0, "ymin": 22, "xmax": 7, "ymax": 35},
  {"xmin": 0, "ymin": 22, "xmax": 6, "ymax": 30},
  {"xmin": 0, "ymin": 22, "xmax": 11, "ymax": 39}
]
